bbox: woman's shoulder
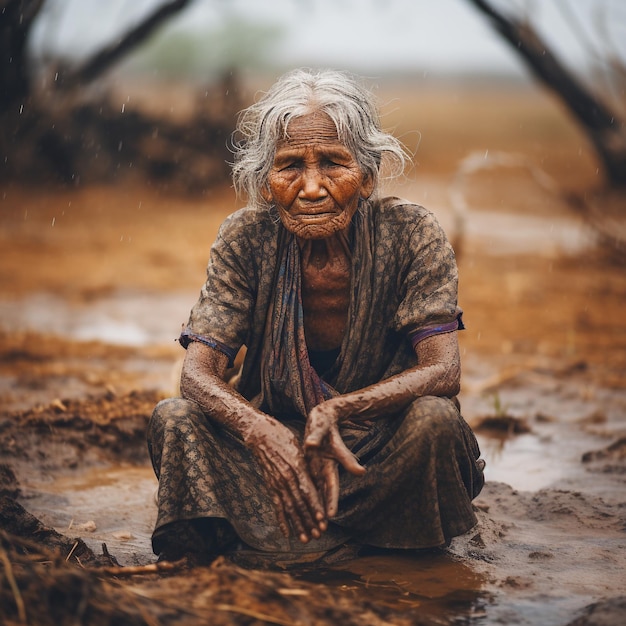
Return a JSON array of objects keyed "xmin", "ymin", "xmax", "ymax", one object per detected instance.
[
  {"xmin": 373, "ymin": 196, "xmax": 441, "ymax": 233},
  {"xmin": 217, "ymin": 205, "xmax": 279, "ymax": 243}
]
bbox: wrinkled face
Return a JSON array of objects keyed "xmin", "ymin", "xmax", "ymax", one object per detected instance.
[{"xmin": 263, "ymin": 112, "xmax": 374, "ymax": 239}]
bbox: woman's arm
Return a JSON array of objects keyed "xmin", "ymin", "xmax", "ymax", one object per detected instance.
[
  {"xmin": 310, "ymin": 330, "xmax": 460, "ymax": 427},
  {"xmin": 180, "ymin": 341, "xmax": 327, "ymax": 543},
  {"xmin": 304, "ymin": 331, "xmax": 461, "ymax": 516}
]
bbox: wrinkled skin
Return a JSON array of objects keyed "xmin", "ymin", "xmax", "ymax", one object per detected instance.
[{"xmin": 180, "ymin": 112, "xmax": 462, "ymax": 543}]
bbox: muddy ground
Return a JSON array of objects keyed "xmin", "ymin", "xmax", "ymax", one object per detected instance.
[{"xmin": 1, "ymin": 81, "xmax": 625, "ymax": 625}]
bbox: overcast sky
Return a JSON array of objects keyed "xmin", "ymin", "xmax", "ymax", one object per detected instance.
[{"xmin": 31, "ymin": 0, "xmax": 626, "ymax": 77}]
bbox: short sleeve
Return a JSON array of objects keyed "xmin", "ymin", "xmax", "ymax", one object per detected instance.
[
  {"xmin": 392, "ymin": 210, "xmax": 462, "ymax": 336},
  {"xmin": 183, "ymin": 214, "xmax": 257, "ymax": 355}
]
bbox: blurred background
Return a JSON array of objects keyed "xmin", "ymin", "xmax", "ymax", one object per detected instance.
[
  {"xmin": 1, "ymin": 0, "xmax": 625, "ymax": 484},
  {"xmin": 3, "ymin": 0, "xmax": 625, "ymax": 193}
]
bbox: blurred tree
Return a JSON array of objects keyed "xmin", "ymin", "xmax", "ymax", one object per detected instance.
[
  {"xmin": 0, "ymin": 0, "xmax": 240, "ymax": 193},
  {"xmin": 466, "ymin": 0, "xmax": 626, "ymax": 189},
  {"xmin": 0, "ymin": 0, "xmax": 45, "ymax": 112},
  {"xmin": 0, "ymin": 0, "xmax": 192, "ymax": 110},
  {"xmin": 60, "ymin": 0, "xmax": 193, "ymax": 88}
]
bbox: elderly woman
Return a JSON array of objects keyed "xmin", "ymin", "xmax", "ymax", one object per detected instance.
[{"xmin": 148, "ymin": 68, "xmax": 485, "ymax": 564}]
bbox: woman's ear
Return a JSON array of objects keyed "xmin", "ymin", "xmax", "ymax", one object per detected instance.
[{"xmin": 360, "ymin": 172, "xmax": 375, "ymax": 200}]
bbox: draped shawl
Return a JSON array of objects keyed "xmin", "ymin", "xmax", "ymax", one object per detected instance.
[{"xmin": 181, "ymin": 197, "xmax": 462, "ymax": 420}]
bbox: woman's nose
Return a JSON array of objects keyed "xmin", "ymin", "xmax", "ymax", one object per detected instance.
[{"xmin": 299, "ymin": 167, "xmax": 327, "ymax": 199}]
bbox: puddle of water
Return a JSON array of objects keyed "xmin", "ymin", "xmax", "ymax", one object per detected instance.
[
  {"xmin": 22, "ymin": 464, "xmax": 158, "ymax": 565},
  {"xmin": 0, "ymin": 291, "xmax": 194, "ymax": 346},
  {"xmin": 476, "ymin": 423, "xmax": 610, "ymax": 492},
  {"xmin": 478, "ymin": 431, "xmax": 569, "ymax": 491},
  {"xmin": 297, "ymin": 551, "xmax": 489, "ymax": 622}
]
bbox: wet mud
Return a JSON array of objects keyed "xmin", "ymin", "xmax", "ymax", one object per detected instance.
[{"xmin": 1, "ymin": 84, "xmax": 626, "ymax": 625}]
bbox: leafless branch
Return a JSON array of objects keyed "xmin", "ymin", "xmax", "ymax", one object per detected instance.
[
  {"xmin": 61, "ymin": 0, "xmax": 193, "ymax": 88},
  {"xmin": 466, "ymin": 0, "xmax": 626, "ymax": 187}
]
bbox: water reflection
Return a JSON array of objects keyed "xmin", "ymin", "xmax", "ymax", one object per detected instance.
[
  {"xmin": 296, "ymin": 549, "xmax": 489, "ymax": 623},
  {"xmin": 476, "ymin": 424, "xmax": 605, "ymax": 492}
]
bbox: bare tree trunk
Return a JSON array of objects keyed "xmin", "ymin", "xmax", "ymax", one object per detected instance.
[
  {"xmin": 0, "ymin": 0, "xmax": 235, "ymax": 192},
  {"xmin": 0, "ymin": 0, "xmax": 45, "ymax": 112},
  {"xmin": 60, "ymin": 0, "xmax": 192, "ymax": 88},
  {"xmin": 466, "ymin": 0, "xmax": 626, "ymax": 188}
]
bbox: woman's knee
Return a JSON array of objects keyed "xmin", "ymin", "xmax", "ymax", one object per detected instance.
[
  {"xmin": 401, "ymin": 396, "xmax": 461, "ymax": 442},
  {"xmin": 148, "ymin": 397, "xmax": 206, "ymax": 438}
]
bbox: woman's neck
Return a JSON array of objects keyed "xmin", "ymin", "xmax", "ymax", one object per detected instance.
[
  {"xmin": 299, "ymin": 228, "xmax": 353, "ymax": 351},
  {"xmin": 297, "ymin": 227, "xmax": 352, "ymax": 269}
]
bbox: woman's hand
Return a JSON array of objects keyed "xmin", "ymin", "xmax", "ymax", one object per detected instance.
[
  {"xmin": 304, "ymin": 398, "xmax": 366, "ymax": 518},
  {"xmin": 246, "ymin": 418, "xmax": 327, "ymax": 543},
  {"xmin": 182, "ymin": 342, "xmax": 327, "ymax": 543}
]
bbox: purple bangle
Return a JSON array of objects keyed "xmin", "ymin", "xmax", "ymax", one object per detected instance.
[
  {"xmin": 409, "ymin": 315, "xmax": 463, "ymax": 349},
  {"xmin": 178, "ymin": 330, "xmax": 238, "ymax": 368}
]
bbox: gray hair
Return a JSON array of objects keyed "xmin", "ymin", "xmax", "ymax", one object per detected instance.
[{"xmin": 231, "ymin": 68, "xmax": 408, "ymax": 208}]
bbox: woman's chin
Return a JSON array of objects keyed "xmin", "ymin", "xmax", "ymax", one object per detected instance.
[{"xmin": 283, "ymin": 216, "xmax": 349, "ymax": 240}]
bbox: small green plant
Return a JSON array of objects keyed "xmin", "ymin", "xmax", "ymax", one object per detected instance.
[
  {"xmin": 491, "ymin": 392, "xmax": 509, "ymax": 419},
  {"xmin": 475, "ymin": 392, "xmax": 529, "ymax": 435}
]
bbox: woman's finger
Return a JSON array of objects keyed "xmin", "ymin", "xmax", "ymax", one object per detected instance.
[
  {"xmin": 271, "ymin": 492, "xmax": 291, "ymax": 538},
  {"xmin": 321, "ymin": 457, "xmax": 340, "ymax": 518},
  {"xmin": 328, "ymin": 428, "xmax": 366, "ymax": 476}
]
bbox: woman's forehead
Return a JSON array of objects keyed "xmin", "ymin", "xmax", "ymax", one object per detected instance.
[{"xmin": 280, "ymin": 111, "xmax": 341, "ymax": 146}]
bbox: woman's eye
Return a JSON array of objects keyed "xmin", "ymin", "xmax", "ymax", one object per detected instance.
[
  {"xmin": 281, "ymin": 162, "xmax": 300, "ymax": 171},
  {"xmin": 323, "ymin": 159, "xmax": 342, "ymax": 168}
]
